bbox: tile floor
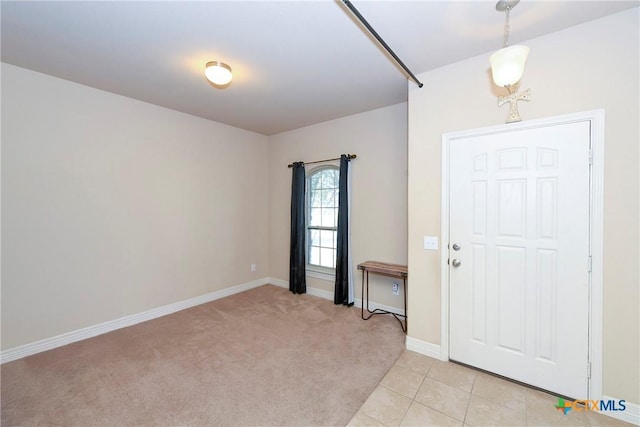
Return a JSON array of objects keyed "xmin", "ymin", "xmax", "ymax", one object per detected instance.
[{"xmin": 348, "ymin": 350, "xmax": 635, "ymax": 427}]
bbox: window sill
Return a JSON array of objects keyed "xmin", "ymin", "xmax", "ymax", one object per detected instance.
[{"xmin": 306, "ymin": 267, "xmax": 335, "ymax": 282}]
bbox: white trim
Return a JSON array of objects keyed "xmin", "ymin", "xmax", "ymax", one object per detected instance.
[
  {"xmin": 308, "ymin": 287, "xmax": 335, "ymax": 301},
  {"xmin": 306, "ymin": 268, "xmax": 335, "ymax": 282},
  {"xmin": 355, "ymin": 298, "xmax": 404, "ymax": 316},
  {"xmin": 405, "ymin": 336, "xmax": 444, "ymax": 360},
  {"xmin": 441, "ymin": 132, "xmax": 452, "ymax": 363},
  {"xmin": 588, "ymin": 110, "xmax": 605, "ymax": 402},
  {"xmin": 1, "ymin": 277, "xmax": 270, "ymax": 364},
  {"xmin": 601, "ymin": 396, "xmax": 640, "ymax": 425},
  {"xmin": 269, "ymin": 277, "xmax": 403, "ymax": 315},
  {"xmin": 270, "ymin": 278, "xmax": 336, "ymax": 301},
  {"xmin": 440, "ymin": 109, "xmax": 605, "ymax": 399},
  {"xmin": 268, "ymin": 277, "xmax": 289, "ymax": 289}
]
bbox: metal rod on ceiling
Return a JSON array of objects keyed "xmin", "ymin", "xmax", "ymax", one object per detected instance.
[
  {"xmin": 287, "ymin": 154, "xmax": 357, "ymax": 168},
  {"xmin": 342, "ymin": 0, "xmax": 423, "ymax": 88}
]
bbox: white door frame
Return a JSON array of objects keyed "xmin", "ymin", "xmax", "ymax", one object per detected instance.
[{"xmin": 440, "ymin": 109, "xmax": 605, "ymax": 400}]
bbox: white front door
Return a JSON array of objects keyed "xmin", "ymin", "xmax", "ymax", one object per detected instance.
[{"xmin": 448, "ymin": 120, "xmax": 591, "ymax": 398}]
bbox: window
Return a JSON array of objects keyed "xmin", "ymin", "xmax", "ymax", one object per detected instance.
[{"xmin": 307, "ymin": 166, "xmax": 339, "ymax": 270}]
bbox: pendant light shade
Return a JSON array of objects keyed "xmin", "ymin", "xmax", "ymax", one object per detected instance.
[
  {"xmin": 490, "ymin": 45, "xmax": 530, "ymax": 87},
  {"xmin": 205, "ymin": 61, "xmax": 233, "ymax": 86},
  {"xmin": 490, "ymin": 0, "xmax": 531, "ymax": 124}
]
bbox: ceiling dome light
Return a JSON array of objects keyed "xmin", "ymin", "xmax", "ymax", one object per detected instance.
[{"xmin": 205, "ymin": 61, "xmax": 232, "ymax": 86}]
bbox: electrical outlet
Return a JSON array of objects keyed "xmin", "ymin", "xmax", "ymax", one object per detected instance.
[
  {"xmin": 250, "ymin": 264, "xmax": 256, "ymax": 272},
  {"xmin": 392, "ymin": 282, "xmax": 400, "ymax": 296}
]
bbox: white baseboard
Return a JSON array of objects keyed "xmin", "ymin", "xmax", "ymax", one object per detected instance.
[
  {"xmin": 269, "ymin": 278, "xmax": 334, "ymax": 301},
  {"xmin": 405, "ymin": 336, "xmax": 445, "ymax": 360},
  {"xmin": 601, "ymin": 395, "xmax": 640, "ymax": 425},
  {"xmin": 267, "ymin": 277, "xmax": 404, "ymax": 315},
  {"xmin": 268, "ymin": 277, "xmax": 289, "ymax": 289},
  {"xmin": 355, "ymin": 297, "xmax": 404, "ymax": 316},
  {"xmin": 1, "ymin": 277, "xmax": 270, "ymax": 364}
]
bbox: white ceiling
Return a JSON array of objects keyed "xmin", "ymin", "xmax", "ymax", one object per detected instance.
[{"xmin": 2, "ymin": 1, "xmax": 637, "ymax": 135}]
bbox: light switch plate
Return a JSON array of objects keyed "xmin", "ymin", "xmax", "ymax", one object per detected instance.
[{"xmin": 423, "ymin": 236, "xmax": 439, "ymax": 250}]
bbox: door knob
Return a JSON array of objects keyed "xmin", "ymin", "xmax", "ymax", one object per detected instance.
[
  {"xmin": 452, "ymin": 243, "xmax": 461, "ymax": 251},
  {"xmin": 452, "ymin": 259, "xmax": 462, "ymax": 268}
]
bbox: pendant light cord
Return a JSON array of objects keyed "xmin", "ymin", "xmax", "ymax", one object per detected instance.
[{"xmin": 503, "ymin": 6, "xmax": 511, "ymax": 48}]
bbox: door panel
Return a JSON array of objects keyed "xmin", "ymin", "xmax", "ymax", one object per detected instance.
[{"xmin": 449, "ymin": 121, "xmax": 590, "ymax": 398}]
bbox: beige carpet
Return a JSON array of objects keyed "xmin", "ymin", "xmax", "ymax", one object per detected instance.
[{"xmin": 1, "ymin": 285, "xmax": 405, "ymax": 426}]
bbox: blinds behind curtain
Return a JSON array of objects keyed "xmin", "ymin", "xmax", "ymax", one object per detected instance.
[{"xmin": 334, "ymin": 154, "xmax": 354, "ymax": 305}]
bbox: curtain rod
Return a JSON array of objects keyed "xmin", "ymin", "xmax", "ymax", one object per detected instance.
[
  {"xmin": 342, "ymin": 0, "xmax": 423, "ymax": 88},
  {"xmin": 287, "ymin": 154, "xmax": 357, "ymax": 168}
]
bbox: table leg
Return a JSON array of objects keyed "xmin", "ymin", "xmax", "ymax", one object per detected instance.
[
  {"xmin": 403, "ymin": 276, "xmax": 407, "ymax": 332},
  {"xmin": 359, "ymin": 268, "xmax": 407, "ymax": 333},
  {"xmin": 361, "ymin": 268, "xmax": 365, "ymax": 320}
]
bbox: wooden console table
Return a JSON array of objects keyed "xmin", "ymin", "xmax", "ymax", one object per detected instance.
[{"xmin": 357, "ymin": 261, "xmax": 408, "ymax": 333}]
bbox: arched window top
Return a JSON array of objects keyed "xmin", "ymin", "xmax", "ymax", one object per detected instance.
[{"xmin": 308, "ymin": 165, "xmax": 339, "ymax": 194}]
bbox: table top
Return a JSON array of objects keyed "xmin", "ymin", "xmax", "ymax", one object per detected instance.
[{"xmin": 357, "ymin": 261, "xmax": 408, "ymax": 278}]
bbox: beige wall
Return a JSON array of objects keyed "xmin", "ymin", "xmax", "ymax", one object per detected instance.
[
  {"xmin": 1, "ymin": 63, "xmax": 269, "ymax": 350},
  {"xmin": 407, "ymin": 9, "xmax": 639, "ymax": 403},
  {"xmin": 268, "ymin": 104, "xmax": 407, "ymax": 307}
]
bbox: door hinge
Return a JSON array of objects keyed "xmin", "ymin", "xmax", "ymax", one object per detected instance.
[
  {"xmin": 588, "ymin": 149, "xmax": 593, "ymax": 165},
  {"xmin": 588, "ymin": 256, "xmax": 592, "ymax": 272},
  {"xmin": 587, "ymin": 362, "xmax": 592, "ymax": 379}
]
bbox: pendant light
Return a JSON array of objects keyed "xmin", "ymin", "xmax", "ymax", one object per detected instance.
[{"xmin": 490, "ymin": 0, "xmax": 531, "ymax": 123}]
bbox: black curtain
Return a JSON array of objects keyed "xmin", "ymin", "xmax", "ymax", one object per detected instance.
[
  {"xmin": 289, "ymin": 162, "xmax": 306, "ymax": 294},
  {"xmin": 334, "ymin": 155, "xmax": 353, "ymax": 305}
]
